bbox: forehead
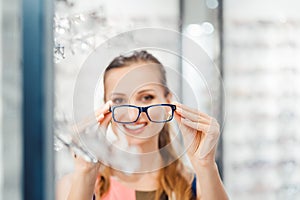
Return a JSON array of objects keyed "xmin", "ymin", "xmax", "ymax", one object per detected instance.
[{"xmin": 105, "ymin": 63, "xmax": 163, "ymax": 95}]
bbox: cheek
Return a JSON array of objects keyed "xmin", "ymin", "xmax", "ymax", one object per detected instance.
[
  {"xmin": 111, "ymin": 121, "xmax": 119, "ymax": 134},
  {"xmin": 146, "ymin": 122, "xmax": 165, "ymax": 136}
]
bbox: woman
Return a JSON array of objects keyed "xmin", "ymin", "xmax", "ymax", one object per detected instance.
[{"xmin": 56, "ymin": 50, "xmax": 229, "ymax": 200}]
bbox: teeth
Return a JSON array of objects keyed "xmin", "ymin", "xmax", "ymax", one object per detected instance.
[{"xmin": 124, "ymin": 123, "xmax": 145, "ymax": 130}]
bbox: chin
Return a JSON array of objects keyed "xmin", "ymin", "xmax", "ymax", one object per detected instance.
[
  {"xmin": 123, "ymin": 129, "xmax": 157, "ymax": 143},
  {"xmin": 126, "ymin": 136, "xmax": 151, "ymax": 146}
]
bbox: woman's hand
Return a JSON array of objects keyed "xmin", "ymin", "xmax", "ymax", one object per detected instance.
[
  {"xmin": 173, "ymin": 102, "xmax": 220, "ymax": 162},
  {"xmin": 96, "ymin": 100, "xmax": 113, "ymax": 134},
  {"xmin": 63, "ymin": 101, "xmax": 113, "ymax": 200},
  {"xmin": 73, "ymin": 100, "xmax": 112, "ymax": 174}
]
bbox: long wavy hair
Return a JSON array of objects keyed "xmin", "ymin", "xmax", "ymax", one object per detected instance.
[{"xmin": 96, "ymin": 50, "xmax": 194, "ymax": 200}]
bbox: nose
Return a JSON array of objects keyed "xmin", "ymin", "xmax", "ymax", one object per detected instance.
[
  {"xmin": 127, "ymin": 99, "xmax": 149, "ymax": 122},
  {"xmin": 139, "ymin": 109, "xmax": 148, "ymax": 121},
  {"xmin": 127, "ymin": 107, "xmax": 139, "ymax": 122}
]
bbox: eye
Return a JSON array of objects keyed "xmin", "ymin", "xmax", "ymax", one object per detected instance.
[
  {"xmin": 112, "ymin": 97, "xmax": 125, "ymax": 105},
  {"xmin": 141, "ymin": 94, "xmax": 155, "ymax": 102}
]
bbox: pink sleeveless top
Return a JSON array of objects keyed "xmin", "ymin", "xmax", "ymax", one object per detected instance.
[
  {"xmin": 101, "ymin": 177, "xmax": 136, "ymax": 200},
  {"xmin": 95, "ymin": 175, "xmax": 196, "ymax": 200},
  {"xmin": 95, "ymin": 177, "xmax": 164, "ymax": 200}
]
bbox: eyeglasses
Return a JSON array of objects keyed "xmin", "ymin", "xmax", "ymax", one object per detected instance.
[{"xmin": 109, "ymin": 104, "xmax": 176, "ymax": 124}]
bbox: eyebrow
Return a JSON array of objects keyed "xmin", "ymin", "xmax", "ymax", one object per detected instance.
[
  {"xmin": 110, "ymin": 89, "xmax": 155, "ymax": 97},
  {"xmin": 110, "ymin": 93, "xmax": 126, "ymax": 96},
  {"xmin": 137, "ymin": 89, "xmax": 155, "ymax": 94}
]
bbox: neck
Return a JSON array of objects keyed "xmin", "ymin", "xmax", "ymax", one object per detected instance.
[
  {"xmin": 112, "ymin": 168, "xmax": 160, "ymax": 191},
  {"xmin": 130, "ymin": 135, "xmax": 159, "ymax": 153}
]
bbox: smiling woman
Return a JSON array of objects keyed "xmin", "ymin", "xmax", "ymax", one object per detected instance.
[{"xmin": 56, "ymin": 50, "xmax": 229, "ymax": 200}]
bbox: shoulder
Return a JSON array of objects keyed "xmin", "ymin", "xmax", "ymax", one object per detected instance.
[{"xmin": 56, "ymin": 173, "xmax": 73, "ymax": 200}]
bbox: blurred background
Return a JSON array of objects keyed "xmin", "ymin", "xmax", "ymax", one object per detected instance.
[{"xmin": 1, "ymin": 0, "xmax": 300, "ymax": 200}]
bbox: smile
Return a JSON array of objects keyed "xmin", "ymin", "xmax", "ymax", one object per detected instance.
[{"xmin": 124, "ymin": 123, "xmax": 146, "ymax": 130}]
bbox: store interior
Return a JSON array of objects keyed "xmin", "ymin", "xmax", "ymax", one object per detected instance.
[{"xmin": 0, "ymin": 0, "xmax": 299, "ymax": 199}]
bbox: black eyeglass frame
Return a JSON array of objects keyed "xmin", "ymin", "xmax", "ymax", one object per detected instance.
[{"xmin": 109, "ymin": 103, "xmax": 176, "ymax": 124}]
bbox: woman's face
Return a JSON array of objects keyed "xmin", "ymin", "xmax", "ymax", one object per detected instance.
[{"xmin": 104, "ymin": 62, "xmax": 171, "ymax": 146}]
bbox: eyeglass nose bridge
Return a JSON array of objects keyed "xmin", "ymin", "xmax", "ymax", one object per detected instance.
[
  {"xmin": 138, "ymin": 106, "xmax": 151, "ymax": 121},
  {"xmin": 139, "ymin": 106, "xmax": 149, "ymax": 113}
]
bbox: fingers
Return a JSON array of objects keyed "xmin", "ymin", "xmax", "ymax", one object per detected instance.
[
  {"xmin": 98, "ymin": 112, "xmax": 112, "ymax": 129},
  {"xmin": 173, "ymin": 101, "xmax": 211, "ymax": 119},
  {"xmin": 95, "ymin": 100, "xmax": 112, "ymax": 121},
  {"xmin": 175, "ymin": 107, "xmax": 211, "ymax": 125},
  {"xmin": 174, "ymin": 102, "xmax": 198, "ymax": 115},
  {"xmin": 172, "ymin": 102, "xmax": 221, "ymax": 160},
  {"xmin": 75, "ymin": 101, "xmax": 112, "ymax": 133},
  {"xmin": 96, "ymin": 100, "xmax": 113, "ymax": 129},
  {"xmin": 174, "ymin": 112, "xmax": 209, "ymax": 132},
  {"xmin": 173, "ymin": 104, "xmax": 220, "ymax": 136},
  {"xmin": 196, "ymin": 133, "xmax": 219, "ymax": 159}
]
